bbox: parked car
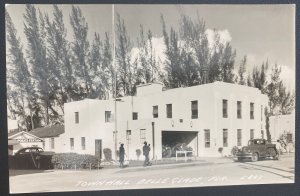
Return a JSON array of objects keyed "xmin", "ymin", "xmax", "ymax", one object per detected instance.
[
  {"xmin": 9, "ymin": 147, "xmax": 54, "ymax": 169},
  {"xmin": 236, "ymin": 139, "xmax": 279, "ymax": 162}
]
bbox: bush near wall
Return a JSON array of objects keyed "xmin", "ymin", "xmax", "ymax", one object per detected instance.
[{"xmin": 51, "ymin": 153, "xmax": 100, "ymax": 169}]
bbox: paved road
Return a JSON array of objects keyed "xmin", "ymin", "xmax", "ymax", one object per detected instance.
[{"xmin": 9, "ymin": 155, "xmax": 294, "ymax": 193}]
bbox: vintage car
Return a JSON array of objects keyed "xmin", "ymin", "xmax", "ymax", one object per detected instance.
[
  {"xmin": 9, "ymin": 147, "xmax": 54, "ymax": 169},
  {"xmin": 236, "ymin": 139, "xmax": 279, "ymax": 162}
]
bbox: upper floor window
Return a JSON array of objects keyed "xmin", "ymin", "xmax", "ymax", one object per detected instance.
[
  {"xmin": 261, "ymin": 105, "xmax": 263, "ymax": 121},
  {"xmin": 204, "ymin": 129, "xmax": 210, "ymax": 148},
  {"xmin": 70, "ymin": 138, "xmax": 74, "ymax": 150},
  {"xmin": 237, "ymin": 101, "xmax": 242, "ymax": 119},
  {"xmin": 105, "ymin": 111, "xmax": 112, "ymax": 122},
  {"xmin": 250, "ymin": 103, "xmax": 254, "ymax": 119},
  {"xmin": 132, "ymin": 112, "xmax": 138, "ymax": 120},
  {"xmin": 166, "ymin": 104, "xmax": 172, "ymax": 118},
  {"xmin": 153, "ymin": 105, "xmax": 158, "ymax": 118},
  {"xmin": 81, "ymin": 137, "xmax": 86, "ymax": 150},
  {"xmin": 223, "ymin": 99, "xmax": 228, "ymax": 118},
  {"xmin": 75, "ymin": 112, "xmax": 79, "ymax": 124},
  {"xmin": 191, "ymin": 101, "xmax": 198, "ymax": 119}
]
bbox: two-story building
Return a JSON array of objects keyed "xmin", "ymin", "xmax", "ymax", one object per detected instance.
[{"xmin": 58, "ymin": 81, "xmax": 268, "ymax": 160}]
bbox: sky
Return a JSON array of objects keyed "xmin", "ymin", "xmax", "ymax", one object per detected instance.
[{"xmin": 6, "ymin": 4, "xmax": 295, "ymax": 90}]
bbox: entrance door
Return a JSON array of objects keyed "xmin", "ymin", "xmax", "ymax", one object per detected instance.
[{"xmin": 95, "ymin": 140, "xmax": 102, "ymax": 159}]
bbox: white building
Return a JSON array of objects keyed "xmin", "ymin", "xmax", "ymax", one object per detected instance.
[
  {"xmin": 58, "ymin": 81, "xmax": 268, "ymax": 160},
  {"xmin": 269, "ymin": 111, "xmax": 295, "ymax": 142}
]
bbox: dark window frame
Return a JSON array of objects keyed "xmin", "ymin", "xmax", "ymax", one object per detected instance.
[
  {"xmin": 204, "ymin": 129, "xmax": 210, "ymax": 148},
  {"xmin": 105, "ymin": 111, "xmax": 112, "ymax": 122},
  {"xmin": 153, "ymin": 105, "xmax": 158, "ymax": 118},
  {"xmin": 70, "ymin": 138, "xmax": 74, "ymax": 150},
  {"xmin": 75, "ymin": 112, "xmax": 79, "ymax": 124},
  {"xmin": 191, "ymin": 101, "xmax": 198, "ymax": 119},
  {"xmin": 223, "ymin": 100, "xmax": 228, "ymax": 118},
  {"xmin": 237, "ymin": 129, "xmax": 242, "ymax": 146},
  {"xmin": 166, "ymin": 104, "xmax": 172, "ymax": 118},
  {"xmin": 223, "ymin": 129, "xmax": 228, "ymax": 147},
  {"xmin": 132, "ymin": 112, "xmax": 138, "ymax": 120},
  {"xmin": 250, "ymin": 103, "xmax": 254, "ymax": 119},
  {"xmin": 81, "ymin": 137, "xmax": 86, "ymax": 150},
  {"xmin": 237, "ymin": 101, "xmax": 242, "ymax": 119}
]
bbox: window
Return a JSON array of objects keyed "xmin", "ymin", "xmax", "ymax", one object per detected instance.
[
  {"xmin": 140, "ymin": 129, "xmax": 146, "ymax": 143},
  {"xmin": 223, "ymin": 129, "xmax": 228, "ymax": 147},
  {"xmin": 250, "ymin": 129, "xmax": 254, "ymax": 140},
  {"xmin": 204, "ymin": 129, "xmax": 210, "ymax": 148},
  {"xmin": 250, "ymin": 103, "xmax": 254, "ymax": 119},
  {"xmin": 237, "ymin": 129, "xmax": 242, "ymax": 146},
  {"xmin": 75, "ymin": 112, "xmax": 79, "ymax": 124},
  {"xmin": 126, "ymin": 130, "xmax": 132, "ymax": 144},
  {"xmin": 237, "ymin": 101, "xmax": 242, "ymax": 119},
  {"xmin": 132, "ymin": 112, "xmax": 138, "ymax": 120},
  {"xmin": 42, "ymin": 141, "xmax": 45, "ymax": 149},
  {"xmin": 70, "ymin": 138, "xmax": 74, "ymax": 150},
  {"xmin": 223, "ymin": 100, "xmax": 228, "ymax": 118},
  {"xmin": 50, "ymin": 138, "xmax": 55, "ymax": 149},
  {"xmin": 191, "ymin": 101, "xmax": 198, "ymax": 119},
  {"xmin": 287, "ymin": 133, "xmax": 293, "ymax": 143},
  {"xmin": 166, "ymin": 104, "xmax": 172, "ymax": 118},
  {"xmin": 81, "ymin": 137, "xmax": 86, "ymax": 150},
  {"xmin": 105, "ymin": 111, "xmax": 112, "ymax": 122},
  {"xmin": 153, "ymin": 106, "xmax": 158, "ymax": 118}
]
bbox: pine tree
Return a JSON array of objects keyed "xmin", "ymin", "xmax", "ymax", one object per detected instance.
[
  {"xmin": 115, "ymin": 13, "xmax": 134, "ymax": 96},
  {"xmin": 220, "ymin": 43, "xmax": 236, "ymax": 83},
  {"xmin": 277, "ymin": 81, "xmax": 295, "ymax": 115},
  {"xmin": 70, "ymin": 5, "xmax": 91, "ymax": 99},
  {"xmin": 45, "ymin": 4, "xmax": 73, "ymax": 107},
  {"xmin": 238, "ymin": 55, "xmax": 247, "ymax": 85},
  {"xmin": 266, "ymin": 64, "xmax": 281, "ymax": 114},
  {"xmin": 102, "ymin": 32, "xmax": 114, "ymax": 98}
]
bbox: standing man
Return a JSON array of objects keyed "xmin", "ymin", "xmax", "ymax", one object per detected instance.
[
  {"xmin": 143, "ymin": 142, "xmax": 151, "ymax": 166},
  {"xmin": 119, "ymin": 143, "xmax": 125, "ymax": 168}
]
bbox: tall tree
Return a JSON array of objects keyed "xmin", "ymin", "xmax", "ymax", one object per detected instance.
[
  {"xmin": 102, "ymin": 32, "xmax": 114, "ymax": 98},
  {"xmin": 220, "ymin": 43, "xmax": 236, "ymax": 83},
  {"xmin": 23, "ymin": 4, "xmax": 50, "ymax": 126},
  {"xmin": 266, "ymin": 63, "xmax": 281, "ymax": 114},
  {"xmin": 161, "ymin": 15, "xmax": 183, "ymax": 88},
  {"xmin": 237, "ymin": 55, "xmax": 247, "ymax": 85},
  {"xmin": 70, "ymin": 5, "xmax": 91, "ymax": 99},
  {"xmin": 115, "ymin": 13, "xmax": 134, "ymax": 96},
  {"xmin": 277, "ymin": 81, "xmax": 295, "ymax": 115},
  {"xmin": 45, "ymin": 4, "xmax": 74, "ymax": 108}
]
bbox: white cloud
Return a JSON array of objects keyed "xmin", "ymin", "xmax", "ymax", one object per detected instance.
[{"xmin": 205, "ymin": 29, "xmax": 232, "ymax": 49}]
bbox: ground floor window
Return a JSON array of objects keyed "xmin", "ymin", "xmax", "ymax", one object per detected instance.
[
  {"xmin": 223, "ymin": 129, "xmax": 228, "ymax": 147},
  {"xmin": 140, "ymin": 129, "xmax": 146, "ymax": 144},
  {"xmin": 250, "ymin": 129, "xmax": 254, "ymax": 140},
  {"xmin": 50, "ymin": 137, "xmax": 55, "ymax": 149},
  {"xmin": 70, "ymin": 138, "xmax": 74, "ymax": 150},
  {"xmin": 204, "ymin": 129, "xmax": 210, "ymax": 148},
  {"xmin": 81, "ymin": 137, "xmax": 86, "ymax": 150},
  {"xmin": 237, "ymin": 129, "xmax": 242, "ymax": 146}
]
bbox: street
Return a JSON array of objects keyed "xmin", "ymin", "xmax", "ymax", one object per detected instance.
[{"xmin": 9, "ymin": 155, "xmax": 294, "ymax": 193}]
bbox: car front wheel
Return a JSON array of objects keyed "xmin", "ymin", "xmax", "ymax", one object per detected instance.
[{"xmin": 251, "ymin": 153, "xmax": 258, "ymax": 162}]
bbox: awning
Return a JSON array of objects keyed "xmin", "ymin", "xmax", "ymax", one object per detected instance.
[{"xmin": 8, "ymin": 139, "xmax": 19, "ymax": 145}]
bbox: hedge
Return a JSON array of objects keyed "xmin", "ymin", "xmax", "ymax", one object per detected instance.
[{"xmin": 51, "ymin": 153, "xmax": 100, "ymax": 169}]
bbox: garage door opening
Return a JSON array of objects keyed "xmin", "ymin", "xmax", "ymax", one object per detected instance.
[{"xmin": 162, "ymin": 131, "xmax": 198, "ymax": 158}]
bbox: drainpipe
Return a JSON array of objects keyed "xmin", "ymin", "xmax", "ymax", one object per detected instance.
[{"xmin": 152, "ymin": 122, "xmax": 155, "ymax": 160}]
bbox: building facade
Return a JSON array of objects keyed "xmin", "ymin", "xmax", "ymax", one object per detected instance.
[
  {"xmin": 59, "ymin": 81, "xmax": 268, "ymax": 160},
  {"xmin": 269, "ymin": 112, "xmax": 295, "ymax": 143}
]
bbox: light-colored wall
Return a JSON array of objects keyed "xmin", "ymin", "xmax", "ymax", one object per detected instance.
[
  {"xmin": 60, "ymin": 82, "xmax": 268, "ymax": 159},
  {"xmin": 269, "ymin": 113, "xmax": 295, "ymax": 141}
]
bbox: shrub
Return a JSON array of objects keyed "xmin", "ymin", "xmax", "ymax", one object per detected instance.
[
  {"xmin": 218, "ymin": 147, "xmax": 223, "ymax": 155},
  {"xmin": 103, "ymin": 148, "xmax": 112, "ymax": 161},
  {"xmin": 136, "ymin": 149, "xmax": 141, "ymax": 160},
  {"xmin": 51, "ymin": 153, "xmax": 100, "ymax": 169}
]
